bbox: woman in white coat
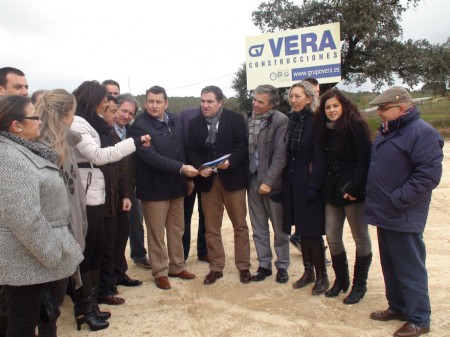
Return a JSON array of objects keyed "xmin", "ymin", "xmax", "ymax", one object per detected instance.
[{"xmin": 70, "ymin": 81, "xmax": 149, "ymax": 331}]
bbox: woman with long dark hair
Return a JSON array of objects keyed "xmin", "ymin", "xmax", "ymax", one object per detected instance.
[
  {"xmin": 70, "ymin": 81, "xmax": 149, "ymax": 331},
  {"xmin": 315, "ymin": 89, "xmax": 372, "ymax": 304}
]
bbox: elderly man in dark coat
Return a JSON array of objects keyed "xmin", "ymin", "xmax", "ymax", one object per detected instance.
[{"xmin": 365, "ymin": 86, "xmax": 443, "ymax": 337}]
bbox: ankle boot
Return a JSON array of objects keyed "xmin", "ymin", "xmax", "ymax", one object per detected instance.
[
  {"xmin": 325, "ymin": 251, "xmax": 350, "ymax": 297},
  {"xmin": 90, "ymin": 270, "xmax": 111, "ymax": 321},
  {"xmin": 343, "ymin": 253, "xmax": 372, "ymax": 304},
  {"xmin": 75, "ymin": 294, "xmax": 109, "ymax": 331},
  {"xmin": 310, "ymin": 240, "xmax": 329, "ymax": 295},
  {"xmin": 293, "ymin": 240, "xmax": 315, "ymax": 289},
  {"xmin": 74, "ymin": 272, "xmax": 109, "ymax": 331}
]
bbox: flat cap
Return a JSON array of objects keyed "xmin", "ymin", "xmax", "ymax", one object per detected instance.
[{"xmin": 369, "ymin": 86, "xmax": 413, "ymax": 106}]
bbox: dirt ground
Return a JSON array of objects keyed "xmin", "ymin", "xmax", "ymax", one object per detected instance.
[{"xmin": 58, "ymin": 143, "xmax": 450, "ymax": 337}]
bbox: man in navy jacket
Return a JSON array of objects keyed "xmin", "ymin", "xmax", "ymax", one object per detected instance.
[
  {"xmin": 365, "ymin": 86, "xmax": 443, "ymax": 337},
  {"xmin": 130, "ymin": 86, "xmax": 198, "ymax": 290}
]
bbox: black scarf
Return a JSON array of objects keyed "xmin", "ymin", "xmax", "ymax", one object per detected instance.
[
  {"xmin": 89, "ymin": 114, "xmax": 118, "ymax": 148},
  {"xmin": 288, "ymin": 107, "xmax": 311, "ymax": 151},
  {"xmin": 0, "ymin": 131, "xmax": 58, "ymax": 164}
]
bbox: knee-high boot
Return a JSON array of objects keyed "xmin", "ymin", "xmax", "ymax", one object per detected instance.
[
  {"xmin": 293, "ymin": 239, "xmax": 315, "ymax": 289},
  {"xmin": 310, "ymin": 240, "xmax": 329, "ymax": 295},
  {"xmin": 343, "ymin": 253, "xmax": 372, "ymax": 304},
  {"xmin": 325, "ymin": 251, "xmax": 350, "ymax": 297},
  {"xmin": 90, "ymin": 270, "xmax": 111, "ymax": 321},
  {"xmin": 73, "ymin": 273, "xmax": 109, "ymax": 331}
]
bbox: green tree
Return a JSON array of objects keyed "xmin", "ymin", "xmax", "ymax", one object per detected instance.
[{"xmin": 234, "ymin": 0, "xmax": 449, "ymax": 103}]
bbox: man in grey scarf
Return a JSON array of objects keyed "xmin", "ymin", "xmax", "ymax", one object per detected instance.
[
  {"xmin": 187, "ymin": 85, "xmax": 252, "ymax": 286},
  {"xmin": 247, "ymin": 84, "xmax": 290, "ymax": 284}
]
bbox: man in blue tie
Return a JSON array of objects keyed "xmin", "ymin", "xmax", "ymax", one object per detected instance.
[
  {"xmin": 114, "ymin": 94, "xmax": 151, "ymax": 270},
  {"xmin": 110, "ymin": 94, "xmax": 149, "ymax": 293}
]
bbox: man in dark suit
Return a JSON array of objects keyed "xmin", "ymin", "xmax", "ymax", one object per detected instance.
[
  {"xmin": 180, "ymin": 108, "xmax": 208, "ymax": 263},
  {"xmin": 112, "ymin": 94, "xmax": 145, "ymax": 290},
  {"xmin": 114, "ymin": 93, "xmax": 152, "ymax": 271},
  {"xmin": 187, "ymin": 85, "xmax": 251, "ymax": 285}
]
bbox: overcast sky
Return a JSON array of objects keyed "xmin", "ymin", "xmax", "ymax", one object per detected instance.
[{"xmin": 0, "ymin": 0, "xmax": 448, "ymax": 97}]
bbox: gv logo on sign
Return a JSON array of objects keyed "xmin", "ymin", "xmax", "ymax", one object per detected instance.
[{"xmin": 248, "ymin": 44, "xmax": 265, "ymax": 57}]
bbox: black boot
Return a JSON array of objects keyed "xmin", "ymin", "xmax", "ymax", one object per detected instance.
[
  {"xmin": 0, "ymin": 314, "xmax": 7, "ymax": 337},
  {"xmin": 325, "ymin": 251, "xmax": 350, "ymax": 297},
  {"xmin": 90, "ymin": 270, "xmax": 111, "ymax": 321},
  {"xmin": 293, "ymin": 240, "xmax": 315, "ymax": 289},
  {"xmin": 310, "ymin": 240, "xmax": 329, "ymax": 295},
  {"xmin": 343, "ymin": 253, "xmax": 372, "ymax": 305},
  {"xmin": 74, "ymin": 273, "xmax": 109, "ymax": 331}
]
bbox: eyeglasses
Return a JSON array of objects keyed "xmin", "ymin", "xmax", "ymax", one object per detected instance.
[
  {"xmin": 377, "ymin": 105, "xmax": 402, "ymax": 111},
  {"xmin": 22, "ymin": 115, "xmax": 41, "ymax": 121}
]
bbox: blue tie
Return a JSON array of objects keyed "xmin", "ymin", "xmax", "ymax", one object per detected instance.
[{"xmin": 117, "ymin": 127, "xmax": 126, "ymax": 140}]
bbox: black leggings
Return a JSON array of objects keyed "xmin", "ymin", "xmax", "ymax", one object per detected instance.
[{"xmin": 80, "ymin": 205, "xmax": 106, "ymax": 273}]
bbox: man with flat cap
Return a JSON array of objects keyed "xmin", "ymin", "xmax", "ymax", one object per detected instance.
[{"xmin": 365, "ymin": 86, "xmax": 443, "ymax": 337}]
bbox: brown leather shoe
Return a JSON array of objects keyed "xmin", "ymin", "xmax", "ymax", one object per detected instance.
[
  {"xmin": 203, "ymin": 271, "xmax": 223, "ymax": 285},
  {"xmin": 97, "ymin": 294, "xmax": 125, "ymax": 305},
  {"xmin": 198, "ymin": 255, "xmax": 210, "ymax": 263},
  {"xmin": 155, "ymin": 276, "xmax": 171, "ymax": 290},
  {"xmin": 370, "ymin": 308, "xmax": 407, "ymax": 321},
  {"xmin": 239, "ymin": 269, "xmax": 252, "ymax": 284},
  {"xmin": 168, "ymin": 270, "xmax": 196, "ymax": 280},
  {"xmin": 393, "ymin": 322, "xmax": 430, "ymax": 337}
]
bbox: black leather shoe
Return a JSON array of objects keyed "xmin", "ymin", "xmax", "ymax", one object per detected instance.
[
  {"xmin": 251, "ymin": 267, "xmax": 272, "ymax": 281},
  {"xmin": 239, "ymin": 269, "xmax": 252, "ymax": 284},
  {"xmin": 117, "ymin": 274, "xmax": 142, "ymax": 287},
  {"xmin": 276, "ymin": 268, "xmax": 289, "ymax": 284}
]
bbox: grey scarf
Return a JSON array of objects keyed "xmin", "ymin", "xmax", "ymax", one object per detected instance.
[
  {"xmin": 204, "ymin": 107, "xmax": 223, "ymax": 144},
  {"xmin": 248, "ymin": 109, "xmax": 274, "ymax": 154}
]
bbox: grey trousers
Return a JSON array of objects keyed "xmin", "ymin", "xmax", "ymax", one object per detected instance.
[
  {"xmin": 325, "ymin": 202, "xmax": 372, "ymax": 257},
  {"xmin": 248, "ymin": 175, "xmax": 290, "ymax": 270}
]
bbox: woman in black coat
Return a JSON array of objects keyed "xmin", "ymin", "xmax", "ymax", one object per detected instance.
[
  {"xmin": 315, "ymin": 89, "xmax": 372, "ymax": 305},
  {"xmin": 282, "ymin": 81, "xmax": 328, "ymax": 295}
]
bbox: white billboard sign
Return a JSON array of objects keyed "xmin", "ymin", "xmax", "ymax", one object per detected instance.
[{"xmin": 246, "ymin": 22, "xmax": 341, "ymax": 89}]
